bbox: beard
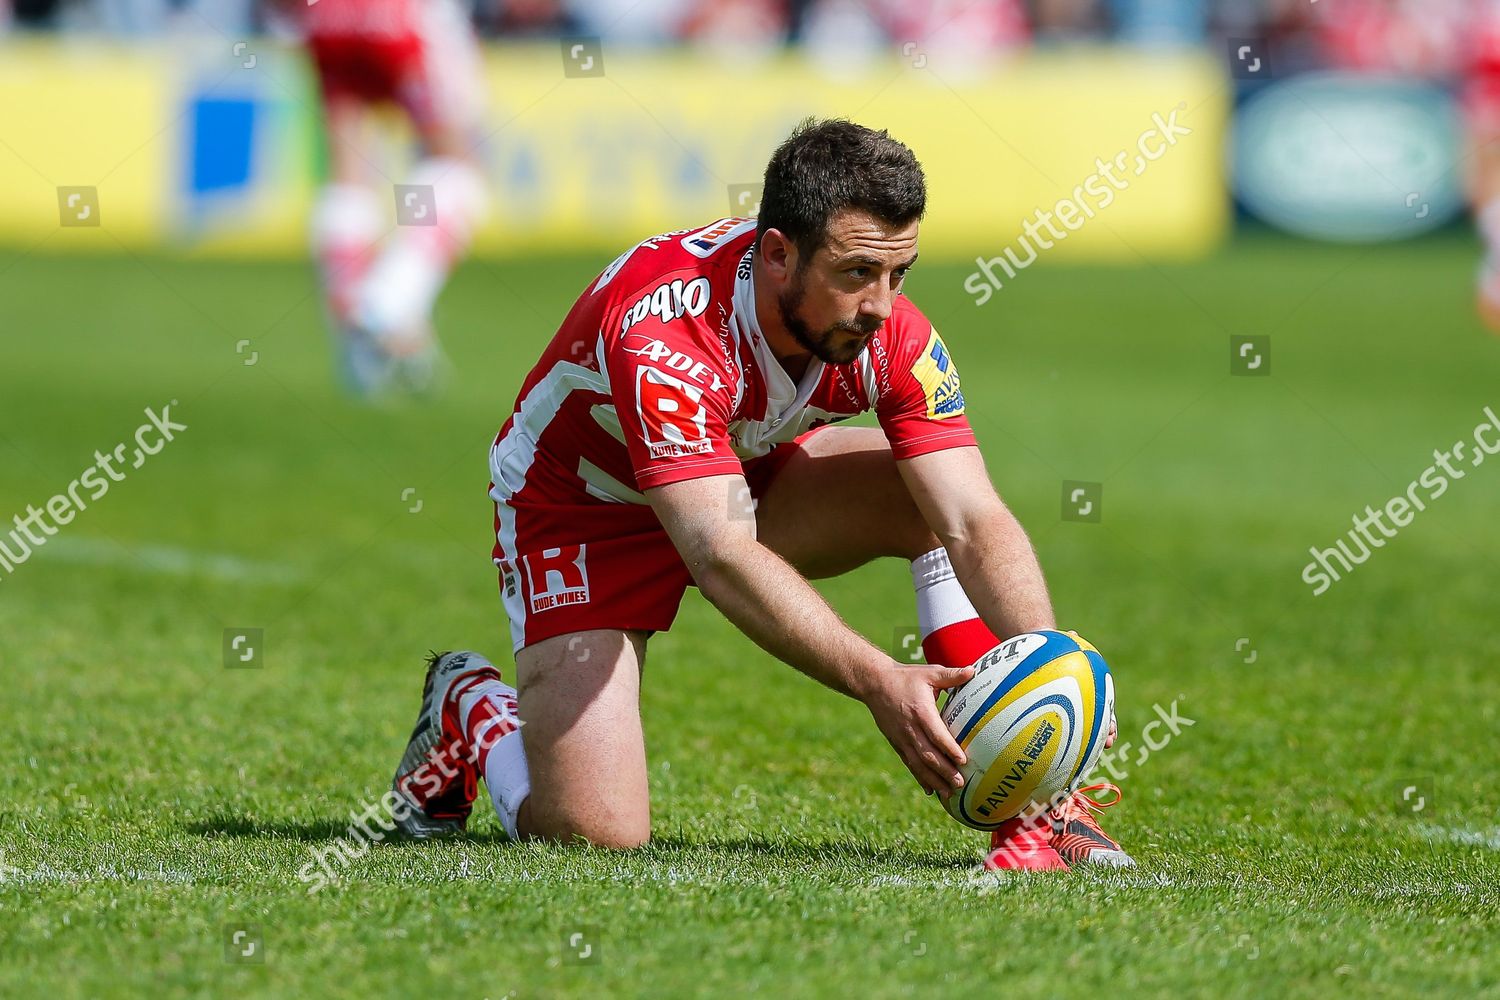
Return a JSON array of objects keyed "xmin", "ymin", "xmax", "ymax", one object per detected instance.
[{"xmin": 777, "ymin": 276, "xmax": 882, "ymax": 366}]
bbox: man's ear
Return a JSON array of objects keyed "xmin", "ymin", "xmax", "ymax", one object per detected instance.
[{"xmin": 759, "ymin": 228, "xmax": 796, "ymax": 284}]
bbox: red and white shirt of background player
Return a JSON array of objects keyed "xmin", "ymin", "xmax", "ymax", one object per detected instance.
[
  {"xmin": 299, "ymin": 0, "xmax": 484, "ymax": 135},
  {"xmin": 488, "ymin": 217, "xmax": 976, "ymax": 654},
  {"xmin": 1315, "ymin": 0, "xmax": 1500, "ymax": 130}
]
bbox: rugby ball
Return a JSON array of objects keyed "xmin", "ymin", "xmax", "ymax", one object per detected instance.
[{"xmin": 940, "ymin": 630, "xmax": 1113, "ymax": 830}]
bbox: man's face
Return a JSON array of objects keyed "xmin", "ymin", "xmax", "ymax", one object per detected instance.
[{"xmin": 776, "ymin": 209, "xmax": 919, "ymax": 365}]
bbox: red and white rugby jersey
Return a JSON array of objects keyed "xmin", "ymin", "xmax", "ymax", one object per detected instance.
[
  {"xmin": 488, "ymin": 217, "xmax": 975, "ymax": 518},
  {"xmin": 873, "ymin": 0, "xmax": 1030, "ymax": 56},
  {"xmin": 298, "ymin": 0, "xmax": 434, "ymax": 38},
  {"xmin": 1467, "ymin": 2, "xmax": 1500, "ymax": 87},
  {"xmin": 1315, "ymin": 0, "xmax": 1467, "ymax": 76}
]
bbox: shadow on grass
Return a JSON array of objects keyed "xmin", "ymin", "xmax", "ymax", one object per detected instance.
[
  {"xmin": 184, "ymin": 815, "xmax": 975, "ymax": 867},
  {"xmin": 636, "ymin": 833, "xmax": 974, "ymax": 871},
  {"xmin": 183, "ymin": 813, "xmax": 511, "ymax": 846}
]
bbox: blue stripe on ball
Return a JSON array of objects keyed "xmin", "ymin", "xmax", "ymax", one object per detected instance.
[{"xmin": 953, "ymin": 630, "xmax": 1076, "ymax": 745}]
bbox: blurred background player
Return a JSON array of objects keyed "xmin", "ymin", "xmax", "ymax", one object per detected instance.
[
  {"xmin": 1312, "ymin": 0, "xmax": 1500, "ymax": 334},
  {"xmin": 1463, "ymin": 2, "xmax": 1500, "ymax": 333},
  {"xmin": 293, "ymin": 0, "xmax": 491, "ymax": 395}
]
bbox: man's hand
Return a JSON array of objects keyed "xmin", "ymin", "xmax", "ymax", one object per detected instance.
[{"xmin": 858, "ymin": 661, "xmax": 975, "ymax": 799}]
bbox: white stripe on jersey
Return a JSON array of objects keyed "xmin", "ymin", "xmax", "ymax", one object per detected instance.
[
  {"xmin": 727, "ymin": 405, "xmax": 849, "ymax": 461},
  {"xmin": 490, "ymin": 360, "xmax": 607, "ymax": 500},
  {"xmin": 588, "ymin": 403, "xmax": 627, "ymax": 445},
  {"xmin": 491, "ymin": 329, "xmax": 612, "ymax": 501},
  {"xmin": 490, "ymin": 358, "xmax": 609, "ymax": 649},
  {"xmin": 578, "ymin": 458, "xmax": 647, "ymax": 505},
  {"xmin": 857, "ymin": 350, "xmax": 880, "ymax": 408}
]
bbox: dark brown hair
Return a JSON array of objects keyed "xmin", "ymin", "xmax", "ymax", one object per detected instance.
[{"xmin": 756, "ymin": 118, "xmax": 927, "ymax": 265}]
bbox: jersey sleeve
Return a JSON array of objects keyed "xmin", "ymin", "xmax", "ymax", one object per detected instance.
[
  {"xmin": 604, "ymin": 278, "xmax": 742, "ymax": 492},
  {"xmin": 873, "ymin": 302, "xmax": 978, "ymax": 460}
]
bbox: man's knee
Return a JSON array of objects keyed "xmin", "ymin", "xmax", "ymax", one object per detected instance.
[
  {"xmin": 513, "ymin": 629, "xmax": 652, "ymax": 851},
  {"xmin": 520, "ymin": 797, "xmax": 650, "ymax": 850},
  {"xmin": 588, "ymin": 826, "xmax": 651, "ymax": 850}
]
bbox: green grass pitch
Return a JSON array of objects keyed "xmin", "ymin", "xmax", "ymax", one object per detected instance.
[{"xmin": 1, "ymin": 233, "xmax": 1497, "ymax": 998}]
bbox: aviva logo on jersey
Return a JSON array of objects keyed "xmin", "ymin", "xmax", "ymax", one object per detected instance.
[{"xmin": 911, "ymin": 328, "xmax": 965, "ymax": 420}]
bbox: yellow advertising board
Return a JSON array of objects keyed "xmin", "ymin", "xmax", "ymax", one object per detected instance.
[{"xmin": 0, "ymin": 40, "xmax": 1227, "ymax": 261}]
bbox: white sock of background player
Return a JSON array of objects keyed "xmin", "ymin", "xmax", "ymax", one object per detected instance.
[
  {"xmin": 310, "ymin": 183, "xmax": 383, "ymax": 327},
  {"xmin": 352, "ymin": 157, "xmax": 488, "ymax": 346},
  {"xmin": 1481, "ymin": 198, "xmax": 1500, "ymax": 264}
]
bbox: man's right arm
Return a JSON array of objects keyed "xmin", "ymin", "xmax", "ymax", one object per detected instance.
[{"xmin": 645, "ymin": 473, "xmax": 972, "ymax": 798}]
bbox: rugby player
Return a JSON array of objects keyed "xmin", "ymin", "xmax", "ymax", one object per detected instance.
[
  {"xmin": 391, "ymin": 119, "xmax": 1130, "ymax": 870},
  {"xmin": 1465, "ymin": 3, "xmax": 1500, "ymax": 332},
  {"xmin": 1314, "ymin": 0, "xmax": 1500, "ymax": 333},
  {"xmin": 294, "ymin": 0, "xmax": 489, "ymax": 394}
]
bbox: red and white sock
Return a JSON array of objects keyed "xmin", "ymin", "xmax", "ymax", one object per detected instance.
[
  {"xmin": 353, "ymin": 157, "xmax": 487, "ymax": 343},
  {"xmin": 1480, "ymin": 199, "xmax": 1500, "ymax": 314},
  {"xmin": 913, "ymin": 549, "xmax": 1073, "ymax": 867},
  {"xmin": 456, "ymin": 680, "xmax": 530, "ymax": 840},
  {"xmin": 310, "ymin": 183, "xmax": 383, "ymax": 326},
  {"xmin": 1481, "ymin": 197, "xmax": 1500, "ymax": 261},
  {"xmin": 911, "ymin": 547, "xmax": 1001, "ymax": 668}
]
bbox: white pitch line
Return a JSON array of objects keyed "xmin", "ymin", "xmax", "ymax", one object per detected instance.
[
  {"xmin": 1419, "ymin": 823, "xmax": 1500, "ymax": 852},
  {"xmin": 0, "ymin": 863, "xmax": 198, "ymax": 886},
  {"xmin": 2, "ymin": 858, "xmax": 1486, "ymax": 899},
  {"xmin": 34, "ymin": 536, "xmax": 303, "ymax": 585}
]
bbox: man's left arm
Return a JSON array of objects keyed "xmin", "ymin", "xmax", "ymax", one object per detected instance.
[
  {"xmin": 900, "ymin": 443, "xmax": 1117, "ymax": 748},
  {"xmin": 897, "ymin": 445, "xmax": 1056, "ymax": 639}
]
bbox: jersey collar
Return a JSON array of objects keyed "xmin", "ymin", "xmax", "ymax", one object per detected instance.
[{"xmin": 731, "ymin": 247, "xmax": 826, "ymax": 418}]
